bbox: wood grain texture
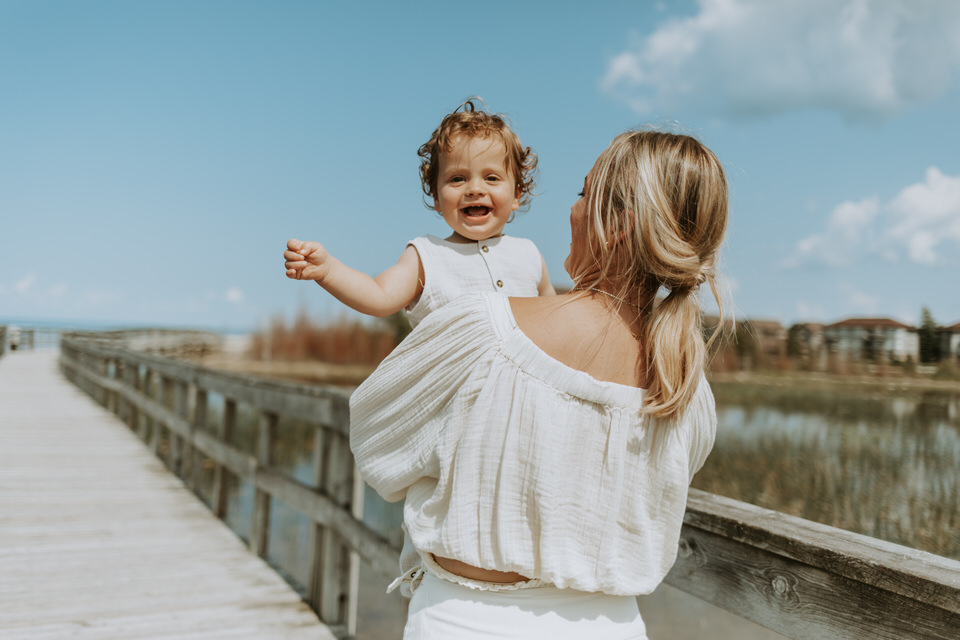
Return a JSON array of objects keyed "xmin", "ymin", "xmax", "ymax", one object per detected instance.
[
  {"xmin": 0, "ymin": 350, "xmax": 337, "ymax": 640},
  {"xmin": 666, "ymin": 490, "xmax": 960, "ymax": 639}
]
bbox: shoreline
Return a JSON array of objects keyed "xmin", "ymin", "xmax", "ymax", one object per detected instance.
[
  {"xmin": 190, "ymin": 346, "xmax": 960, "ymax": 395},
  {"xmin": 708, "ymin": 369, "xmax": 960, "ymax": 393}
]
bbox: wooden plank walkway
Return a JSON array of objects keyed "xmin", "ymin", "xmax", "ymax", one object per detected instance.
[{"xmin": 0, "ymin": 350, "xmax": 338, "ymax": 640}]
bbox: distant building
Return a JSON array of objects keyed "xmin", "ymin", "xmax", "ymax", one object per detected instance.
[
  {"xmin": 823, "ymin": 318, "xmax": 918, "ymax": 363},
  {"xmin": 787, "ymin": 322, "xmax": 826, "ymax": 369},
  {"xmin": 941, "ymin": 322, "xmax": 960, "ymax": 364},
  {"xmin": 787, "ymin": 322, "xmax": 825, "ymax": 358},
  {"xmin": 749, "ymin": 319, "xmax": 787, "ymax": 364}
]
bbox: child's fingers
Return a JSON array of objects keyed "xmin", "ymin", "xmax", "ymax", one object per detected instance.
[
  {"xmin": 287, "ymin": 238, "xmax": 303, "ymax": 252},
  {"xmin": 298, "ymin": 241, "xmax": 320, "ymax": 257},
  {"xmin": 284, "ymin": 258, "xmax": 307, "ymax": 274}
]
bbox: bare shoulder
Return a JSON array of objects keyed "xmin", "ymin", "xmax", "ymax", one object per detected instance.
[
  {"xmin": 509, "ymin": 294, "xmax": 644, "ymax": 387},
  {"xmin": 509, "ymin": 295, "xmax": 581, "ymax": 337}
]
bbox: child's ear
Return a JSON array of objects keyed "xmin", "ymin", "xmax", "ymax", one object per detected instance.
[{"xmin": 512, "ymin": 186, "xmax": 522, "ymax": 211}]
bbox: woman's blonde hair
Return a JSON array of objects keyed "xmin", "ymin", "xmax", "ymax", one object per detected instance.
[
  {"xmin": 582, "ymin": 129, "xmax": 728, "ymax": 418},
  {"xmin": 418, "ymin": 97, "xmax": 538, "ymax": 209}
]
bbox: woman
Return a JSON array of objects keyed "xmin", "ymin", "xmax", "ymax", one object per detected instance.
[{"xmin": 350, "ymin": 129, "xmax": 728, "ymax": 639}]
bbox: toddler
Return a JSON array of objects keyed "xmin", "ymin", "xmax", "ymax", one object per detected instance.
[
  {"xmin": 284, "ymin": 98, "xmax": 555, "ymax": 329},
  {"xmin": 284, "ymin": 99, "xmax": 555, "ymax": 595}
]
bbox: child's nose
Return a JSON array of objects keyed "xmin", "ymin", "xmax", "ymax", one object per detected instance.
[{"xmin": 466, "ymin": 177, "xmax": 486, "ymax": 195}]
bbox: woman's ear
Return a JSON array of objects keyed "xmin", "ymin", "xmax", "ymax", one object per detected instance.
[{"xmin": 609, "ymin": 212, "xmax": 636, "ymax": 247}]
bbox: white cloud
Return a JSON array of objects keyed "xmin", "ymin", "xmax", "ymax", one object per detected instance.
[
  {"xmin": 784, "ymin": 168, "xmax": 960, "ymax": 268},
  {"xmin": 14, "ymin": 273, "xmax": 37, "ymax": 293},
  {"xmin": 225, "ymin": 287, "xmax": 244, "ymax": 303},
  {"xmin": 885, "ymin": 167, "xmax": 960, "ymax": 264},
  {"xmin": 781, "ymin": 197, "xmax": 878, "ymax": 268},
  {"xmin": 603, "ymin": 0, "xmax": 960, "ymax": 121},
  {"xmin": 49, "ymin": 283, "xmax": 68, "ymax": 296}
]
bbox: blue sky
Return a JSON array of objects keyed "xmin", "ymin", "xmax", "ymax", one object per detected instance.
[{"xmin": 3, "ymin": 0, "xmax": 960, "ymax": 333}]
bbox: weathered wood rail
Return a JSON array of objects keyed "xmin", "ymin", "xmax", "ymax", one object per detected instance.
[
  {"xmin": 59, "ymin": 333, "xmax": 394, "ymax": 639},
  {"xmin": 1, "ymin": 325, "xmax": 61, "ymax": 351},
  {"xmin": 59, "ymin": 333, "xmax": 960, "ymax": 639}
]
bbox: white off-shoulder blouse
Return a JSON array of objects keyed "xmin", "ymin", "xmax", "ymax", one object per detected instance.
[{"xmin": 349, "ymin": 292, "xmax": 716, "ymax": 596}]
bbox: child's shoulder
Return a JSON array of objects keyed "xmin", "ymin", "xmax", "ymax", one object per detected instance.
[{"xmin": 499, "ymin": 234, "xmax": 543, "ymax": 255}]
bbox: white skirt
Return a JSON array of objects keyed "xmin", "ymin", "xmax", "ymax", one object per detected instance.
[{"xmin": 404, "ymin": 573, "xmax": 648, "ymax": 640}]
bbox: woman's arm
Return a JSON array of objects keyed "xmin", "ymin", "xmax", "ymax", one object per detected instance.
[{"xmin": 349, "ymin": 295, "xmax": 495, "ymax": 502}]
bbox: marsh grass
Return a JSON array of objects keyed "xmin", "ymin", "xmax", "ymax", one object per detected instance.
[
  {"xmin": 249, "ymin": 310, "xmax": 405, "ymax": 365},
  {"xmin": 694, "ymin": 383, "xmax": 960, "ymax": 559}
]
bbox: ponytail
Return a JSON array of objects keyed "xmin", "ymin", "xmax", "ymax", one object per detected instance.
[{"xmin": 583, "ymin": 130, "xmax": 728, "ymax": 419}]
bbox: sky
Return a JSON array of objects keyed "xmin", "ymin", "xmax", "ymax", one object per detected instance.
[{"xmin": 3, "ymin": 0, "xmax": 960, "ymax": 333}]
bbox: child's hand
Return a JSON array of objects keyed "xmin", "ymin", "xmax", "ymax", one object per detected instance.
[{"xmin": 284, "ymin": 238, "xmax": 332, "ymax": 282}]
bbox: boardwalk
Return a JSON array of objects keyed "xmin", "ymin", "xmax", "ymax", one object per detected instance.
[{"xmin": 0, "ymin": 350, "xmax": 337, "ymax": 640}]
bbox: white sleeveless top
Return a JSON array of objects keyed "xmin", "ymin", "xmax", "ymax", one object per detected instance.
[
  {"xmin": 350, "ymin": 293, "xmax": 717, "ymax": 596},
  {"xmin": 405, "ymin": 234, "xmax": 543, "ymax": 328}
]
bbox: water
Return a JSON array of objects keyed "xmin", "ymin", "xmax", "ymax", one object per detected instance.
[{"xmin": 695, "ymin": 381, "xmax": 960, "ymax": 559}]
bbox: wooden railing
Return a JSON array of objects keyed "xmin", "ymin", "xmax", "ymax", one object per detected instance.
[
  {"xmin": 58, "ymin": 334, "xmax": 960, "ymax": 639},
  {"xmin": 1, "ymin": 326, "xmax": 58, "ymax": 350},
  {"xmin": 59, "ymin": 333, "xmax": 396, "ymax": 639}
]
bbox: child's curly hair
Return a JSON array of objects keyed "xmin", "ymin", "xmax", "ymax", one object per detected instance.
[{"xmin": 418, "ymin": 98, "xmax": 538, "ymax": 210}]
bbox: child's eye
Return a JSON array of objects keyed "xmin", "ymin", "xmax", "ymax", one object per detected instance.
[
  {"xmin": 451, "ymin": 176, "xmax": 465, "ymax": 183},
  {"xmin": 486, "ymin": 176, "xmax": 501, "ymax": 183}
]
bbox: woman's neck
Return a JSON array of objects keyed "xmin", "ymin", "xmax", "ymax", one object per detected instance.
[{"xmin": 572, "ymin": 277, "xmax": 652, "ymax": 312}]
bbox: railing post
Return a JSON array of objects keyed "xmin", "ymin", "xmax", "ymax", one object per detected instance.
[
  {"xmin": 107, "ymin": 357, "xmax": 119, "ymax": 414},
  {"xmin": 308, "ymin": 428, "xmax": 357, "ymax": 632},
  {"xmin": 147, "ymin": 370, "xmax": 162, "ymax": 455},
  {"xmin": 173, "ymin": 379, "xmax": 189, "ymax": 478},
  {"xmin": 250, "ymin": 410, "xmax": 277, "ymax": 558},
  {"xmin": 307, "ymin": 427, "xmax": 326, "ymax": 612},
  {"xmin": 213, "ymin": 398, "xmax": 236, "ymax": 518},
  {"xmin": 189, "ymin": 386, "xmax": 208, "ymax": 492},
  {"xmin": 125, "ymin": 360, "xmax": 141, "ymax": 434},
  {"xmin": 159, "ymin": 375, "xmax": 172, "ymax": 467},
  {"xmin": 97, "ymin": 354, "xmax": 109, "ymax": 408}
]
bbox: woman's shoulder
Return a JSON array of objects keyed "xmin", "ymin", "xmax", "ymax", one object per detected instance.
[{"xmin": 503, "ymin": 295, "xmax": 649, "ymax": 407}]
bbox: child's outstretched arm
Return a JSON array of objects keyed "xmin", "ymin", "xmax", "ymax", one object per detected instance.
[
  {"xmin": 538, "ymin": 255, "xmax": 556, "ymax": 296},
  {"xmin": 284, "ymin": 239, "xmax": 423, "ymax": 317}
]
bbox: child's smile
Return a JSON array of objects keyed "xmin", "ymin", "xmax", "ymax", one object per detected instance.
[{"xmin": 434, "ymin": 135, "xmax": 520, "ymax": 243}]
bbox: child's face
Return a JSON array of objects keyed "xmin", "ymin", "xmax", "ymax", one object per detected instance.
[{"xmin": 434, "ymin": 135, "xmax": 520, "ymax": 242}]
